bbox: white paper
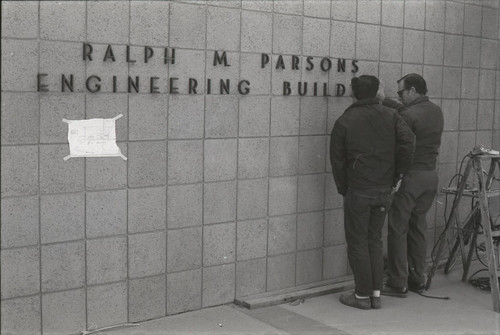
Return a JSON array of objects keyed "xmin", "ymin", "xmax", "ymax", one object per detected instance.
[{"xmin": 63, "ymin": 114, "xmax": 126, "ymax": 160}]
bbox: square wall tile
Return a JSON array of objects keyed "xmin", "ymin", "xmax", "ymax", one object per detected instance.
[
  {"xmin": 1, "ymin": 145, "xmax": 38, "ymax": 197},
  {"xmin": 1, "ymin": 247, "xmax": 39, "ymax": 299},
  {"xmin": 404, "ymin": 0, "xmax": 425, "ymax": 29},
  {"xmin": 1, "ymin": 295, "xmax": 40, "ymax": 335},
  {"xmin": 380, "ymin": 27, "xmax": 403, "ymax": 63},
  {"xmin": 86, "ymin": 190, "xmax": 127, "ymax": 238},
  {"xmin": 331, "ymin": 0, "xmax": 356, "ymax": 21},
  {"xmin": 382, "ymin": 0, "xmax": 403, "ymax": 27},
  {"xmin": 129, "ymin": 275, "xmax": 166, "ymax": 322},
  {"xmin": 424, "ymin": 32, "xmax": 444, "ymax": 66},
  {"xmin": 441, "ymin": 99, "xmax": 460, "ymax": 131},
  {"xmin": 169, "ymin": 49, "xmax": 206, "ymax": 95},
  {"xmin": 202, "ymin": 264, "xmax": 235, "ymax": 307},
  {"xmin": 170, "ymin": 3, "xmax": 206, "ymax": 49},
  {"xmin": 478, "ymin": 100, "xmax": 495, "ymax": 130},
  {"xmin": 168, "ymin": 95, "xmax": 204, "ymax": 139},
  {"xmin": 241, "ymin": 11, "xmax": 272, "ymax": 53},
  {"xmin": 205, "ymin": 96, "xmax": 238, "ymax": 138},
  {"xmin": 167, "ymin": 269, "xmax": 202, "ymax": 315},
  {"xmin": 204, "ymin": 181, "xmax": 237, "ymax": 224},
  {"xmin": 442, "ymin": 67, "xmax": 462, "ymax": 99},
  {"xmin": 128, "ymin": 141, "xmax": 167, "ymax": 188},
  {"xmin": 323, "ymin": 245, "xmax": 348, "ymax": 279},
  {"xmin": 236, "ymin": 258, "xmax": 266, "ymax": 297},
  {"xmin": 1, "ymin": 1, "xmax": 38, "ymax": 38},
  {"xmin": 444, "ymin": 35, "xmax": 463, "ymax": 67},
  {"xmin": 238, "ymin": 179, "xmax": 268, "ymax": 220},
  {"xmin": 129, "ymin": 95, "xmax": 168, "ymax": 140},
  {"xmin": 271, "ymin": 55, "xmax": 302, "ymax": 96},
  {"xmin": 274, "ymin": 0, "xmax": 302, "ymax": 15},
  {"xmin": 423, "ymin": 65, "xmax": 443, "ymax": 98},
  {"xmin": 86, "ymin": 145, "xmax": 128, "ymax": 191},
  {"xmin": 237, "ymin": 219, "xmax": 267, "ymax": 261},
  {"xmin": 269, "ymin": 177, "xmax": 297, "ymax": 216},
  {"xmin": 273, "ymin": 14, "xmax": 302, "ymax": 55},
  {"xmin": 129, "ymin": 187, "xmax": 166, "ymax": 233},
  {"xmin": 271, "ymin": 97, "xmax": 300, "ymax": 136},
  {"xmin": 40, "ymin": 41, "xmax": 85, "ymax": 92},
  {"xmin": 203, "ymin": 222, "xmax": 236, "ymax": 266},
  {"xmin": 204, "ymin": 139, "xmax": 237, "ymax": 182},
  {"xmin": 83, "ymin": 44, "xmax": 129, "ymax": 93},
  {"xmin": 378, "ymin": 62, "xmax": 402, "ymax": 99},
  {"xmin": 304, "ymin": 0, "xmax": 330, "ymax": 18},
  {"xmin": 41, "ymin": 193, "xmax": 85, "ymax": 244},
  {"xmin": 464, "ymin": 4, "xmax": 482, "ymax": 36},
  {"xmin": 297, "ymin": 212, "xmax": 324, "ymax": 251},
  {"xmin": 239, "ymin": 96, "xmax": 270, "ymax": 137},
  {"xmin": 296, "ymin": 249, "xmax": 323, "ymax": 285},
  {"xmin": 267, "ymin": 253, "xmax": 295, "ymax": 291},
  {"xmin": 2, "ymin": 39, "xmax": 38, "ymax": 91},
  {"xmin": 42, "ymin": 289, "xmax": 85, "ymax": 335},
  {"xmin": 130, "ymin": 1, "xmax": 169, "ymax": 46},
  {"xmin": 238, "ymin": 138, "xmax": 269, "ymax": 179},
  {"xmin": 440, "ymin": 132, "xmax": 459, "ymax": 164},
  {"xmin": 42, "ymin": 242, "xmax": 84, "ymax": 292},
  {"xmin": 270, "ymin": 137, "xmax": 299, "ymax": 177},
  {"xmin": 87, "ymin": 282, "xmax": 127, "ymax": 329},
  {"xmin": 2, "ymin": 93, "xmax": 39, "ymax": 145},
  {"xmin": 482, "ymin": 7, "xmax": 499, "ymax": 39},
  {"xmin": 358, "ymin": 0, "xmax": 380, "ymax": 24},
  {"xmin": 403, "ymin": 30, "xmax": 424, "ymax": 64},
  {"xmin": 356, "ymin": 24, "xmax": 380, "ymax": 61},
  {"xmin": 298, "ymin": 174, "xmax": 325, "ymax": 212},
  {"xmin": 40, "ymin": 93, "xmax": 84, "ymax": 144},
  {"xmin": 303, "ymin": 18, "xmax": 330, "ymax": 56},
  {"xmin": 327, "ymin": 97, "xmax": 351, "ymax": 132},
  {"xmin": 167, "ymin": 184, "xmax": 203, "ymax": 229},
  {"xmin": 462, "ymin": 37, "xmax": 480, "ymax": 68},
  {"xmin": 85, "ymin": 94, "xmax": 128, "ymax": 140},
  {"xmin": 268, "ymin": 215, "xmax": 296, "ymax": 256},
  {"xmin": 129, "ymin": 232, "xmax": 166, "ymax": 278},
  {"xmin": 87, "ymin": 237, "xmax": 127, "ymax": 285},
  {"xmin": 167, "ymin": 227, "xmax": 202, "ymax": 273},
  {"xmin": 1, "ymin": 196, "xmax": 39, "ymax": 249},
  {"xmin": 207, "ymin": 6, "xmax": 240, "ymax": 51},
  {"xmin": 40, "ymin": 1, "xmax": 85, "ymax": 41},
  {"xmin": 445, "ymin": 2, "xmax": 464, "ymax": 34},
  {"xmin": 300, "ymin": 97, "xmax": 327, "ymax": 135},
  {"xmin": 240, "ymin": 53, "xmax": 271, "ymax": 96},
  {"xmin": 324, "ymin": 209, "xmax": 345, "ymax": 246},
  {"xmin": 299, "ymin": 136, "xmax": 326, "ymax": 174},
  {"xmin": 461, "ymin": 68, "xmax": 479, "ymax": 99},
  {"xmin": 168, "ymin": 140, "xmax": 203, "ymax": 185},
  {"xmin": 40, "ymin": 144, "xmax": 84, "ymax": 194},
  {"xmin": 242, "ymin": 0, "xmax": 273, "ymax": 11},
  {"xmin": 87, "ymin": 1, "xmax": 129, "ymax": 44},
  {"xmin": 325, "ymin": 174, "xmax": 344, "ymax": 209},
  {"xmin": 480, "ymin": 39, "xmax": 498, "ymax": 69},
  {"xmin": 479, "ymin": 70, "xmax": 496, "ymax": 100},
  {"xmin": 206, "ymin": 52, "xmax": 240, "ymax": 95},
  {"xmin": 330, "ymin": 21, "xmax": 356, "ymax": 59},
  {"xmin": 425, "ymin": 1, "xmax": 445, "ymax": 32}
]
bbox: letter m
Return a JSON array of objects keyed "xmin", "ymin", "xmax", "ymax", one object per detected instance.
[{"xmin": 213, "ymin": 51, "xmax": 230, "ymax": 67}]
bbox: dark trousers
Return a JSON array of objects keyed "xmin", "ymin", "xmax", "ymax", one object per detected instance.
[
  {"xmin": 344, "ymin": 187, "xmax": 391, "ymax": 297},
  {"xmin": 387, "ymin": 169, "xmax": 438, "ymax": 288}
]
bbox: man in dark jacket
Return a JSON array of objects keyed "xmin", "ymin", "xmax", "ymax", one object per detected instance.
[
  {"xmin": 380, "ymin": 73, "xmax": 444, "ymax": 297},
  {"xmin": 330, "ymin": 75, "xmax": 414, "ymax": 309}
]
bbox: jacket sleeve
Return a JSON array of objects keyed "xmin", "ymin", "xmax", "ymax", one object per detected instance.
[
  {"xmin": 330, "ymin": 121, "xmax": 348, "ymax": 196},
  {"xmin": 394, "ymin": 113, "xmax": 415, "ymax": 176},
  {"xmin": 382, "ymin": 97, "xmax": 405, "ymax": 112}
]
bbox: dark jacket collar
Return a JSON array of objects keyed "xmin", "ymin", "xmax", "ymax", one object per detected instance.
[
  {"xmin": 408, "ymin": 96, "xmax": 429, "ymax": 107},
  {"xmin": 350, "ymin": 98, "xmax": 380, "ymax": 108}
]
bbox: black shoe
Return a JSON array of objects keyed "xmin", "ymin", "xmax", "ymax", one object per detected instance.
[
  {"xmin": 381, "ymin": 284, "xmax": 408, "ymax": 298},
  {"xmin": 339, "ymin": 293, "xmax": 371, "ymax": 310},
  {"xmin": 409, "ymin": 283, "xmax": 425, "ymax": 294},
  {"xmin": 370, "ymin": 296, "xmax": 381, "ymax": 309}
]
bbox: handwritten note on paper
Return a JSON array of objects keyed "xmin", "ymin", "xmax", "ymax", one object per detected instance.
[{"xmin": 63, "ymin": 114, "xmax": 126, "ymax": 161}]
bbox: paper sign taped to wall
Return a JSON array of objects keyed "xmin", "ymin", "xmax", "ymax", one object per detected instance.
[{"xmin": 63, "ymin": 114, "xmax": 126, "ymax": 161}]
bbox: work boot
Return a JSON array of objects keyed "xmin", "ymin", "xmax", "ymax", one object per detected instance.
[
  {"xmin": 339, "ymin": 293, "xmax": 371, "ymax": 310},
  {"xmin": 409, "ymin": 283, "xmax": 425, "ymax": 294},
  {"xmin": 381, "ymin": 284, "xmax": 408, "ymax": 298},
  {"xmin": 370, "ymin": 296, "xmax": 381, "ymax": 309}
]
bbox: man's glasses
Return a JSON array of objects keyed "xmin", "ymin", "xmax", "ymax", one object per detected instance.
[{"xmin": 397, "ymin": 89, "xmax": 408, "ymax": 98}]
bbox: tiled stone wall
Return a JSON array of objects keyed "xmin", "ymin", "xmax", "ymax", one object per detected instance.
[{"xmin": 1, "ymin": 0, "xmax": 499, "ymax": 333}]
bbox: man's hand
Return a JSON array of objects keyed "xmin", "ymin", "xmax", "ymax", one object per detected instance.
[{"xmin": 392, "ymin": 174, "xmax": 403, "ymax": 194}]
